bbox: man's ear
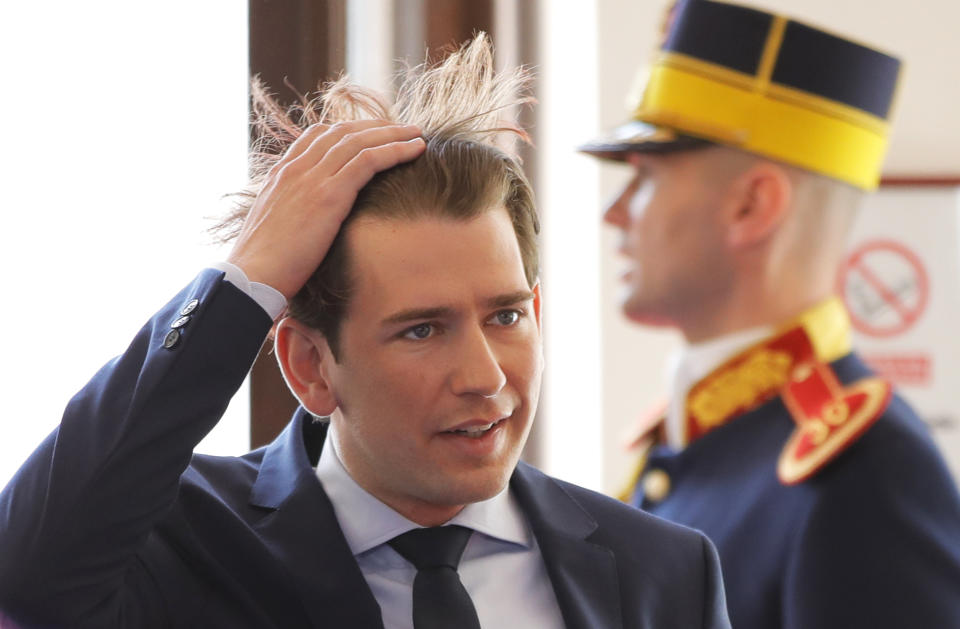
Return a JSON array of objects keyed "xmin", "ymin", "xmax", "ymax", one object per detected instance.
[
  {"xmin": 531, "ymin": 281, "xmax": 543, "ymax": 331},
  {"xmin": 274, "ymin": 317, "xmax": 339, "ymax": 416},
  {"xmin": 722, "ymin": 161, "xmax": 793, "ymax": 249}
]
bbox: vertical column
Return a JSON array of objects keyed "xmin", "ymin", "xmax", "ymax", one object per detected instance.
[
  {"xmin": 535, "ymin": 0, "xmax": 605, "ymax": 490},
  {"xmin": 248, "ymin": 0, "xmax": 346, "ymax": 449}
]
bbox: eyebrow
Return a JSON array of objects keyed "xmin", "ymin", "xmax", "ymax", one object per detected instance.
[
  {"xmin": 488, "ymin": 290, "xmax": 537, "ymax": 309},
  {"xmin": 380, "ymin": 290, "xmax": 536, "ymax": 326}
]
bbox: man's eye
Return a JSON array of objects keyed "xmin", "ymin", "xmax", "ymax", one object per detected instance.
[
  {"xmin": 491, "ymin": 310, "xmax": 522, "ymax": 326},
  {"xmin": 402, "ymin": 323, "xmax": 435, "ymax": 340}
]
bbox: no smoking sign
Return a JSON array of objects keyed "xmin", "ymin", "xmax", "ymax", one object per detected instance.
[{"xmin": 838, "ymin": 239, "xmax": 930, "ymax": 338}]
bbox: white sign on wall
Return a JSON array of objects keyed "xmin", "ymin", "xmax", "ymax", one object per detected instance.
[{"xmin": 841, "ymin": 185, "xmax": 960, "ymax": 480}]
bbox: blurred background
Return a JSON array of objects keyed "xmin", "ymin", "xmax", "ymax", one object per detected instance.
[{"xmin": 0, "ymin": 0, "xmax": 957, "ymax": 494}]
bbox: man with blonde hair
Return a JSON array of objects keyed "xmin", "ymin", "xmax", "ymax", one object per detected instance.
[
  {"xmin": 581, "ymin": 1, "xmax": 960, "ymax": 628},
  {"xmin": 0, "ymin": 36, "xmax": 730, "ymax": 628}
]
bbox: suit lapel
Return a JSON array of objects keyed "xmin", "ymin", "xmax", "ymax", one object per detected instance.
[
  {"xmin": 249, "ymin": 409, "xmax": 384, "ymax": 629},
  {"xmin": 511, "ymin": 463, "xmax": 623, "ymax": 629}
]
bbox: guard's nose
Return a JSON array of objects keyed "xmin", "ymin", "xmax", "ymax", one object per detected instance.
[{"xmin": 603, "ymin": 184, "xmax": 632, "ymax": 229}]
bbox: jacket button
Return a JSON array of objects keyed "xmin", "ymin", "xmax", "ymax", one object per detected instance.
[
  {"xmin": 162, "ymin": 329, "xmax": 181, "ymax": 349},
  {"xmin": 180, "ymin": 299, "xmax": 200, "ymax": 316},
  {"xmin": 642, "ymin": 469, "xmax": 671, "ymax": 503},
  {"xmin": 171, "ymin": 315, "xmax": 192, "ymax": 329}
]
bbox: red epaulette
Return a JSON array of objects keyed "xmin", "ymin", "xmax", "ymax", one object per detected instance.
[{"xmin": 777, "ymin": 361, "xmax": 892, "ymax": 485}]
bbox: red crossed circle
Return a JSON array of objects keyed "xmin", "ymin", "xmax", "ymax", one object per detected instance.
[{"xmin": 837, "ymin": 239, "xmax": 929, "ymax": 338}]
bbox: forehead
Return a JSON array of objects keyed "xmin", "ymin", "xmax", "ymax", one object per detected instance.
[
  {"xmin": 628, "ymin": 146, "xmax": 746, "ymax": 188},
  {"xmin": 344, "ymin": 208, "xmax": 530, "ymax": 311},
  {"xmin": 628, "ymin": 147, "xmax": 696, "ymax": 172}
]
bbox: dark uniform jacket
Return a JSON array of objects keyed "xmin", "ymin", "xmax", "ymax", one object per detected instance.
[
  {"xmin": 626, "ymin": 301, "xmax": 960, "ymax": 629},
  {"xmin": 0, "ymin": 270, "xmax": 731, "ymax": 629}
]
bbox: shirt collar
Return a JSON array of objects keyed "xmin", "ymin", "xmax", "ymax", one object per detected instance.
[
  {"xmin": 315, "ymin": 423, "xmax": 530, "ymax": 557},
  {"xmin": 666, "ymin": 325, "xmax": 773, "ymax": 448}
]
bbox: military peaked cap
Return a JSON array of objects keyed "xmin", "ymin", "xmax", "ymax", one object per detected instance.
[{"xmin": 580, "ymin": 0, "xmax": 903, "ymax": 189}]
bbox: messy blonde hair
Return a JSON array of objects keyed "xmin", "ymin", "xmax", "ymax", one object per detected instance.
[{"xmin": 215, "ymin": 33, "xmax": 538, "ymax": 359}]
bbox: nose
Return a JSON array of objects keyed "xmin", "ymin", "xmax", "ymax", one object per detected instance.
[
  {"xmin": 450, "ymin": 326, "xmax": 507, "ymax": 398},
  {"xmin": 603, "ymin": 183, "xmax": 632, "ymax": 229}
]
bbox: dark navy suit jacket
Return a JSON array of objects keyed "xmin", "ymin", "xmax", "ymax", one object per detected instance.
[{"xmin": 0, "ymin": 270, "xmax": 731, "ymax": 629}]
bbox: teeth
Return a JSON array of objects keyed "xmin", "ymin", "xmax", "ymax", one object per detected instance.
[{"xmin": 453, "ymin": 420, "xmax": 498, "ymax": 438}]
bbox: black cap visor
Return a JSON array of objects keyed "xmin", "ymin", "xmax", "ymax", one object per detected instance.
[{"xmin": 578, "ymin": 120, "xmax": 712, "ymax": 161}]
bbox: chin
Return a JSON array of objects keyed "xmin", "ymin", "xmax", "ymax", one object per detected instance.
[
  {"xmin": 627, "ymin": 313, "xmax": 677, "ymax": 328},
  {"xmin": 622, "ymin": 300, "xmax": 677, "ymax": 328},
  {"xmin": 433, "ymin": 465, "xmax": 514, "ymax": 506}
]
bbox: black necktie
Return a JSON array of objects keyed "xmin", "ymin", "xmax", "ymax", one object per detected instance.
[{"xmin": 388, "ymin": 525, "xmax": 482, "ymax": 629}]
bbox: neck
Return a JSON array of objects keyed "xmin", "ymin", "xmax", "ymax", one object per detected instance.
[
  {"xmin": 677, "ymin": 270, "xmax": 836, "ymax": 344},
  {"xmin": 396, "ymin": 503, "xmax": 465, "ymax": 528}
]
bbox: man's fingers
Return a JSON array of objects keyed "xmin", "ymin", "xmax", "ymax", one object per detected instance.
[
  {"xmin": 273, "ymin": 119, "xmax": 392, "ymax": 174},
  {"xmin": 269, "ymin": 122, "xmax": 330, "ymax": 173},
  {"xmin": 285, "ymin": 120, "xmax": 407, "ymax": 174},
  {"xmin": 307, "ymin": 123, "xmax": 424, "ymax": 179},
  {"xmin": 329, "ymin": 137, "xmax": 427, "ymax": 195},
  {"xmin": 228, "ymin": 123, "xmax": 424, "ymax": 299}
]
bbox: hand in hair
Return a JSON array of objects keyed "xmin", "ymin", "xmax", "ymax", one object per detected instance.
[{"xmin": 226, "ymin": 120, "xmax": 425, "ymax": 300}]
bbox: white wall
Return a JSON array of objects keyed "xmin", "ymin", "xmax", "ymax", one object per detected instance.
[
  {"xmin": 0, "ymin": 3, "xmax": 249, "ymax": 488},
  {"xmin": 536, "ymin": 1, "xmax": 606, "ymax": 490},
  {"xmin": 845, "ymin": 188, "xmax": 960, "ymax": 479}
]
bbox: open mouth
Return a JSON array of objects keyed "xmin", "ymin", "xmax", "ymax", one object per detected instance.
[{"xmin": 446, "ymin": 417, "xmax": 507, "ymax": 439}]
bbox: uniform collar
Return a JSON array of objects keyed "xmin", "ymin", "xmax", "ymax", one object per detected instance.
[{"xmin": 667, "ymin": 297, "xmax": 853, "ymax": 448}]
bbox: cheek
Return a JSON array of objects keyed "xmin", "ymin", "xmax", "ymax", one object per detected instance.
[
  {"xmin": 661, "ymin": 209, "xmax": 691, "ymax": 246},
  {"xmin": 657, "ymin": 184, "xmax": 714, "ymax": 248},
  {"xmin": 343, "ymin": 366, "xmax": 438, "ymax": 461},
  {"xmin": 624, "ymin": 208, "xmax": 664, "ymax": 265},
  {"xmin": 503, "ymin": 334, "xmax": 544, "ymax": 396},
  {"xmin": 370, "ymin": 361, "xmax": 440, "ymax": 411},
  {"xmin": 624, "ymin": 188, "xmax": 670, "ymax": 251},
  {"xmin": 336, "ymin": 352, "xmax": 437, "ymax": 420},
  {"xmin": 626, "ymin": 179, "xmax": 654, "ymax": 221}
]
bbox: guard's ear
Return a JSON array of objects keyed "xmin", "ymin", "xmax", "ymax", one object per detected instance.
[
  {"xmin": 723, "ymin": 161, "xmax": 793, "ymax": 249},
  {"xmin": 274, "ymin": 317, "xmax": 338, "ymax": 416}
]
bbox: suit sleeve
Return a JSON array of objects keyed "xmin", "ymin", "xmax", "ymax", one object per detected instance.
[
  {"xmin": 0, "ymin": 270, "xmax": 272, "ymax": 628},
  {"xmin": 698, "ymin": 532, "xmax": 732, "ymax": 629},
  {"xmin": 782, "ymin": 429, "xmax": 960, "ymax": 628}
]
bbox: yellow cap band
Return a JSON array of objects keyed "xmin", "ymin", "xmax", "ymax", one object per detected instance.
[{"xmin": 635, "ymin": 55, "xmax": 891, "ymax": 190}]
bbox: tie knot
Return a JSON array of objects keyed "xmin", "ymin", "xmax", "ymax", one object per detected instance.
[{"xmin": 388, "ymin": 525, "xmax": 473, "ymax": 570}]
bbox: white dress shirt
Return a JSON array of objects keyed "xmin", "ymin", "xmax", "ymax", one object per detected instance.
[
  {"xmin": 211, "ymin": 261, "xmax": 288, "ymax": 321},
  {"xmin": 316, "ymin": 424, "xmax": 566, "ymax": 629},
  {"xmin": 664, "ymin": 326, "xmax": 773, "ymax": 449}
]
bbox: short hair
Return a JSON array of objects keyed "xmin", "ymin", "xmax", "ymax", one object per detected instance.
[{"xmin": 215, "ymin": 34, "xmax": 539, "ymax": 359}]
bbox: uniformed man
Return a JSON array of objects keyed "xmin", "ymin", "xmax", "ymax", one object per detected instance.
[{"xmin": 580, "ymin": 1, "xmax": 960, "ymax": 627}]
